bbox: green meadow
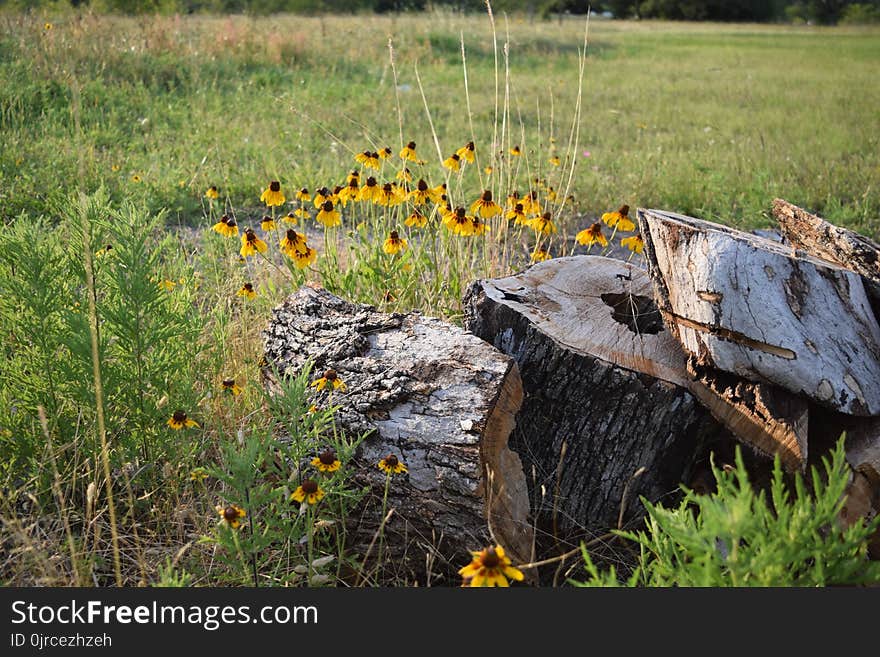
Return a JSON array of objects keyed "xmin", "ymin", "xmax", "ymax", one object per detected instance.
[
  {"xmin": 1, "ymin": 10, "xmax": 878, "ymax": 587},
  {"xmin": 3, "ymin": 13, "xmax": 879, "ymax": 232}
]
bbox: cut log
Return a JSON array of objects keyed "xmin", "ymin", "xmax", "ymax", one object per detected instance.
[
  {"xmin": 638, "ymin": 208, "xmax": 880, "ymax": 416},
  {"xmin": 463, "ymin": 255, "xmax": 732, "ymax": 539},
  {"xmin": 261, "ymin": 285, "xmax": 532, "ymax": 585}
]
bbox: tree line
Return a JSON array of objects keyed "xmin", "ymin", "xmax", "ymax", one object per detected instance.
[{"xmin": 3, "ymin": 0, "xmax": 879, "ymax": 24}]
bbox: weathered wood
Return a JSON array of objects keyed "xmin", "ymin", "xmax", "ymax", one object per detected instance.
[
  {"xmin": 261, "ymin": 285, "xmax": 532, "ymax": 584},
  {"xmin": 684, "ymin": 359, "xmax": 809, "ymax": 472},
  {"xmin": 773, "ymin": 198, "xmax": 880, "ymax": 319},
  {"xmin": 638, "ymin": 208, "xmax": 880, "ymax": 416},
  {"xmin": 773, "ymin": 198, "xmax": 880, "ymax": 281},
  {"xmin": 463, "ymin": 255, "xmax": 731, "ymax": 539}
]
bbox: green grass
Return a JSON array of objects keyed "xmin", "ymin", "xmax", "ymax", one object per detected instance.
[
  {"xmin": 2, "ymin": 12, "xmax": 878, "ymax": 235},
  {"xmin": 1, "ymin": 9, "xmax": 879, "ymax": 588}
]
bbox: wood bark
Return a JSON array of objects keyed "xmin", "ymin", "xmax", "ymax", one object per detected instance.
[
  {"xmin": 463, "ymin": 255, "xmax": 732, "ymax": 540},
  {"xmin": 637, "ymin": 208, "xmax": 880, "ymax": 416},
  {"xmin": 261, "ymin": 285, "xmax": 532, "ymax": 585}
]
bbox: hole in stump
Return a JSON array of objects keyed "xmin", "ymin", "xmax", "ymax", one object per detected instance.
[{"xmin": 600, "ymin": 293, "xmax": 664, "ymax": 335}]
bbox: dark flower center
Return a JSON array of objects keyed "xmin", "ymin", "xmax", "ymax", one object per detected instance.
[
  {"xmin": 226, "ymin": 216, "xmax": 237, "ymax": 227},
  {"xmin": 382, "ymin": 147, "xmax": 391, "ymax": 155},
  {"xmin": 350, "ymin": 170, "xmax": 359, "ymax": 177},
  {"xmin": 542, "ymin": 212, "xmax": 552, "ymax": 221},
  {"xmin": 481, "ymin": 190, "xmax": 492, "ymax": 202},
  {"xmin": 383, "ymin": 183, "xmax": 393, "ymax": 192},
  {"xmin": 269, "ymin": 181, "xmax": 280, "ymax": 192},
  {"xmin": 321, "ymin": 201, "xmax": 334, "ymax": 212},
  {"xmin": 417, "ymin": 179, "xmax": 428, "ymax": 191},
  {"xmin": 390, "ymin": 231, "xmax": 399, "ymax": 240},
  {"xmin": 319, "ymin": 449, "xmax": 337, "ymax": 465},
  {"xmin": 384, "ymin": 454, "xmax": 399, "ymax": 467},
  {"xmin": 482, "ymin": 548, "xmax": 501, "ymax": 568},
  {"xmin": 317, "ymin": 186, "xmax": 330, "ymax": 196},
  {"xmin": 618, "ymin": 204, "xmax": 630, "ymax": 217},
  {"xmin": 245, "ymin": 230, "xmax": 257, "ymax": 243},
  {"xmin": 286, "ymin": 229, "xmax": 299, "ymax": 241},
  {"xmin": 300, "ymin": 187, "xmax": 309, "ymax": 195},
  {"xmin": 370, "ymin": 152, "xmax": 379, "ymax": 159},
  {"xmin": 172, "ymin": 410, "xmax": 187, "ymax": 422},
  {"xmin": 332, "ymin": 185, "xmax": 343, "ymax": 194},
  {"xmin": 262, "ymin": 215, "xmax": 272, "ymax": 223},
  {"xmin": 455, "ymin": 207, "xmax": 466, "ymax": 219},
  {"xmin": 223, "ymin": 506, "xmax": 239, "ymax": 522},
  {"xmin": 366, "ymin": 177, "xmax": 377, "ymax": 187},
  {"xmin": 466, "ymin": 141, "xmax": 474, "ymax": 150},
  {"xmin": 514, "ymin": 203, "xmax": 523, "ymax": 213},
  {"xmin": 324, "ymin": 369, "xmax": 337, "ymax": 380},
  {"xmin": 406, "ymin": 141, "xmax": 416, "ymax": 150},
  {"xmin": 590, "ymin": 223, "xmax": 602, "ymax": 234},
  {"xmin": 243, "ymin": 283, "xmax": 254, "ymax": 292},
  {"xmin": 209, "ymin": 186, "xmax": 217, "ymax": 192},
  {"xmin": 348, "ymin": 180, "xmax": 359, "ymax": 189},
  {"xmin": 450, "ymin": 153, "xmax": 460, "ymax": 161},
  {"xmin": 222, "ymin": 378, "xmax": 235, "ymax": 388},
  {"xmin": 361, "ymin": 150, "xmax": 371, "ymax": 158},
  {"xmin": 301, "ymin": 479, "xmax": 319, "ymax": 495}
]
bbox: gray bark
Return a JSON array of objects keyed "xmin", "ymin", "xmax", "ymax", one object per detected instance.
[{"xmin": 261, "ymin": 286, "xmax": 532, "ymax": 585}]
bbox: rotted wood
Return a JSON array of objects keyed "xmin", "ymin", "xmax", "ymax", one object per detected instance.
[
  {"xmin": 463, "ymin": 255, "xmax": 732, "ymax": 540},
  {"xmin": 685, "ymin": 359, "xmax": 809, "ymax": 472},
  {"xmin": 637, "ymin": 208, "xmax": 880, "ymax": 417},
  {"xmin": 772, "ymin": 198, "xmax": 880, "ymax": 316},
  {"xmin": 261, "ymin": 285, "xmax": 532, "ymax": 585}
]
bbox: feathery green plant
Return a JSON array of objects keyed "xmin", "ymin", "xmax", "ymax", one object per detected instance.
[{"xmin": 574, "ymin": 438, "xmax": 880, "ymax": 587}]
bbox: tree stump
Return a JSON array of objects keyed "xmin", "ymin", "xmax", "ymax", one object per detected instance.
[
  {"xmin": 261, "ymin": 285, "xmax": 532, "ymax": 585},
  {"xmin": 637, "ymin": 208, "xmax": 880, "ymax": 416},
  {"xmin": 463, "ymin": 256, "xmax": 731, "ymax": 541}
]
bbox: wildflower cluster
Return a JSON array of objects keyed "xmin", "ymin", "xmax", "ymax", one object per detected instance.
[{"xmin": 203, "ymin": 135, "xmax": 645, "ymax": 318}]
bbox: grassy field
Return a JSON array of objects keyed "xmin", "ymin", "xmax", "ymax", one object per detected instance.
[
  {"xmin": 1, "ymin": 10, "xmax": 879, "ymax": 588},
  {"xmin": 2, "ymin": 12, "xmax": 879, "ymax": 233}
]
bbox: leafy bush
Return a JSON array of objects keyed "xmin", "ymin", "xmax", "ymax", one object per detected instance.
[{"xmin": 575, "ymin": 439, "xmax": 880, "ymax": 587}]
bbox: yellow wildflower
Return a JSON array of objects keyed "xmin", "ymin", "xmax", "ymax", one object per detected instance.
[
  {"xmin": 576, "ymin": 222, "xmax": 608, "ymax": 248},
  {"xmin": 459, "ymin": 546, "xmax": 524, "ymax": 587},
  {"xmin": 378, "ymin": 454, "xmax": 407, "ymax": 475},
  {"xmin": 311, "ymin": 369, "xmax": 346, "ymax": 392},
  {"xmin": 290, "ymin": 479, "xmax": 324, "ymax": 505},
  {"xmin": 260, "ymin": 181, "xmax": 285, "ymax": 207},
  {"xmin": 382, "ymin": 230, "xmax": 408, "ymax": 255},
  {"xmin": 602, "ymin": 204, "xmax": 635, "ymax": 232}
]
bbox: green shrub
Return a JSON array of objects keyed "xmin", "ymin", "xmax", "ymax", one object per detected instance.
[{"xmin": 574, "ymin": 438, "xmax": 880, "ymax": 587}]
